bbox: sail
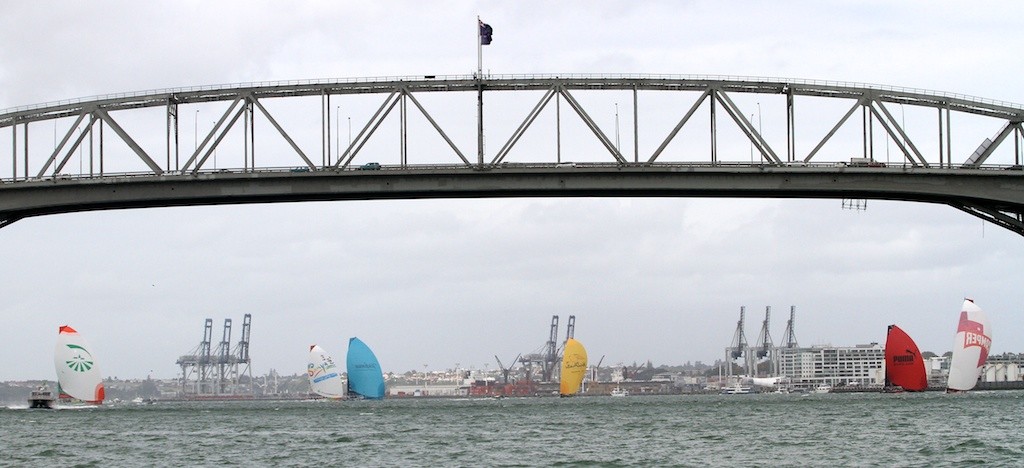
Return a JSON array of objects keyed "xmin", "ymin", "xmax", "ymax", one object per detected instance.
[
  {"xmin": 884, "ymin": 324, "xmax": 928, "ymax": 391},
  {"xmin": 307, "ymin": 344, "xmax": 346, "ymax": 399},
  {"xmin": 947, "ymin": 299, "xmax": 991, "ymax": 391},
  {"xmin": 559, "ymin": 338, "xmax": 588, "ymax": 396},
  {"xmin": 346, "ymin": 337, "xmax": 385, "ymax": 399},
  {"xmin": 53, "ymin": 325, "xmax": 105, "ymax": 403}
]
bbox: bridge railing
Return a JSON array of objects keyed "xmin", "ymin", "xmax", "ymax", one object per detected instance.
[
  {"xmin": 5, "ymin": 161, "xmax": 1020, "ymax": 185},
  {"xmin": 4, "ymin": 73, "xmax": 1023, "ymax": 117}
]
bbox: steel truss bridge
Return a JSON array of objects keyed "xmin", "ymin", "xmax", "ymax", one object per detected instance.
[{"xmin": 1, "ymin": 74, "xmax": 1023, "ymax": 235}]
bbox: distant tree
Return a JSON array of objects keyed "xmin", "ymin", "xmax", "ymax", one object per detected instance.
[
  {"xmin": 139, "ymin": 378, "xmax": 159, "ymax": 397},
  {"xmin": 922, "ymin": 351, "xmax": 937, "ymax": 359}
]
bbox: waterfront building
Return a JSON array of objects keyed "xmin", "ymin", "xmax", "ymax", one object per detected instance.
[{"xmin": 777, "ymin": 343, "xmax": 885, "ymax": 388}]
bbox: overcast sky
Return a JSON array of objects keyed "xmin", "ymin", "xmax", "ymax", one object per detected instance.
[{"xmin": 1, "ymin": 1, "xmax": 1023, "ymax": 381}]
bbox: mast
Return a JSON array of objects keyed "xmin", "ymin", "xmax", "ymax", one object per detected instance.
[{"xmin": 884, "ymin": 324, "xmax": 894, "ymax": 387}]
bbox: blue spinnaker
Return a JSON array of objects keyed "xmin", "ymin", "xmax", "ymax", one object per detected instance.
[{"xmin": 346, "ymin": 337, "xmax": 385, "ymax": 399}]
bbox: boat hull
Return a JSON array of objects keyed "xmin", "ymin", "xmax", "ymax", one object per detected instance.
[{"xmin": 27, "ymin": 398, "xmax": 55, "ymax": 409}]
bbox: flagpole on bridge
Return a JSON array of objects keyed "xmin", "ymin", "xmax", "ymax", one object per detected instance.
[
  {"xmin": 477, "ymin": 16, "xmax": 484, "ymax": 78},
  {"xmin": 477, "ymin": 17, "xmax": 492, "ymax": 167}
]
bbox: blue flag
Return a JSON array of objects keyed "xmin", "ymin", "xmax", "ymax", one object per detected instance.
[{"xmin": 479, "ymin": 20, "xmax": 493, "ymax": 45}]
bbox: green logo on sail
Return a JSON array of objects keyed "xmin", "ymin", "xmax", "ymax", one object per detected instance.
[{"xmin": 65, "ymin": 344, "xmax": 94, "ymax": 372}]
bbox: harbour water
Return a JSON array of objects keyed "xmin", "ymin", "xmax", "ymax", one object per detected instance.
[{"xmin": 3, "ymin": 391, "xmax": 1022, "ymax": 466}]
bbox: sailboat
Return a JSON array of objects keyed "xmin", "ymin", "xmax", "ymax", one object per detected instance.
[
  {"xmin": 884, "ymin": 324, "xmax": 928, "ymax": 392},
  {"xmin": 53, "ymin": 325, "xmax": 105, "ymax": 404},
  {"xmin": 559, "ymin": 338, "xmax": 588, "ymax": 397},
  {"xmin": 346, "ymin": 337, "xmax": 385, "ymax": 399},
  {"xmin": 307, "ymin": 344, "xmax": 347, "ymax": 399},
  {"xmin": 947, "ymin": 299, "xmax": 991, "ymax": 392}
]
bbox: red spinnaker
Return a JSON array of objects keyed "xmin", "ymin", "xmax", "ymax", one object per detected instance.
[{"xmin": 885, "ymin": 324, "xmax": 928, "ymax": 391}]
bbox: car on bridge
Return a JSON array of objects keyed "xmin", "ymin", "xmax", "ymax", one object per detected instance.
[
  {"xmin": 847, "ymin": 157, "xmax": 886, "ymax": 168},
  {"xmin": 358, "ymin": 162, "xmax": 381, "ymax": 170}
]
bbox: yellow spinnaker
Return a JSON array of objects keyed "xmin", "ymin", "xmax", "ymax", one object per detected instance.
[{"xmin": 559, "ymin": 338, "xmax": 588, "ymax": 396}]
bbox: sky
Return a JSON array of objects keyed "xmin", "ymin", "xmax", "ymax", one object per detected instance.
[{"xmin": 1, "ymin": 1, "xmax": 1023, "ymax": 381}]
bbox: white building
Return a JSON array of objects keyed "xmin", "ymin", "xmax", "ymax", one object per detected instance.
[{"xmin": 777, "ymin": 343, "xmax": 885, "ymax": 388}]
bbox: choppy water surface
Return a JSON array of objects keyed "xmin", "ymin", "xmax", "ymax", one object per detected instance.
[{"xmin": 3, "ymin": 392, "xmax": 1022, "ymax": 467}]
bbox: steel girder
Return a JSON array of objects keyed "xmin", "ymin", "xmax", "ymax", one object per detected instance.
[{"xmin": 2, "ymin": 74, "xmax": 1024, "ymax": 236}]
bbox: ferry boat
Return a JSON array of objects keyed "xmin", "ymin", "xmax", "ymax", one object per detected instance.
[
  {"xmin": 610, "ymin": 386, "xmax": 629, "ymax": 397},
  {"xmin": 813, "ymin": 385, "xmax": 832, "ymax": 394},
  {"xmin": 27, "ymin": 385, "xmax": 55, "ymax": 409},
  {"xmin": 720, "ymin": 383, "xmax": 753, "ymax": 395}
]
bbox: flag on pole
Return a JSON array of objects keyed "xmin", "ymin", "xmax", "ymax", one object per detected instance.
[{"xmin": 479, "ymin": 20, "xmax": 493, "ymax": 45}]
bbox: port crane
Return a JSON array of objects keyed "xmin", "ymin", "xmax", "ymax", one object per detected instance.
[
  {"xmin": 781, "ymin": 306, "xmax": 798, "ymax": 348},
  {"xmin": 726, "ymin": 306, "xmax": 753, "ymax": 377},
  {"xmin": 216, "ymin": 318, "xmax": 232, "ymax": 393},
  {"xmin": 176, "ymin": 314, "xmax": 253, "ymax": 397},
  {"xmin": 754, "ymin": 306, "xmax": 775, "ymax": 376},
  {"xmin": 177, "ymin": 318, "xmax": 214, "ymax": 394},
  {"xmin": 230, "ymin": 314, "xmax": 254, "ymax": 394},
  {"xmin": 590, "ymin": 354, "xmax": 605, "ymax": 382},
  {"xmin": 520, "ymin": 315, "xmax": 561, "ymax": 382},
  {"xmin": 494, "ymin": 353, "xmax": 521, "ymax": 384}
]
